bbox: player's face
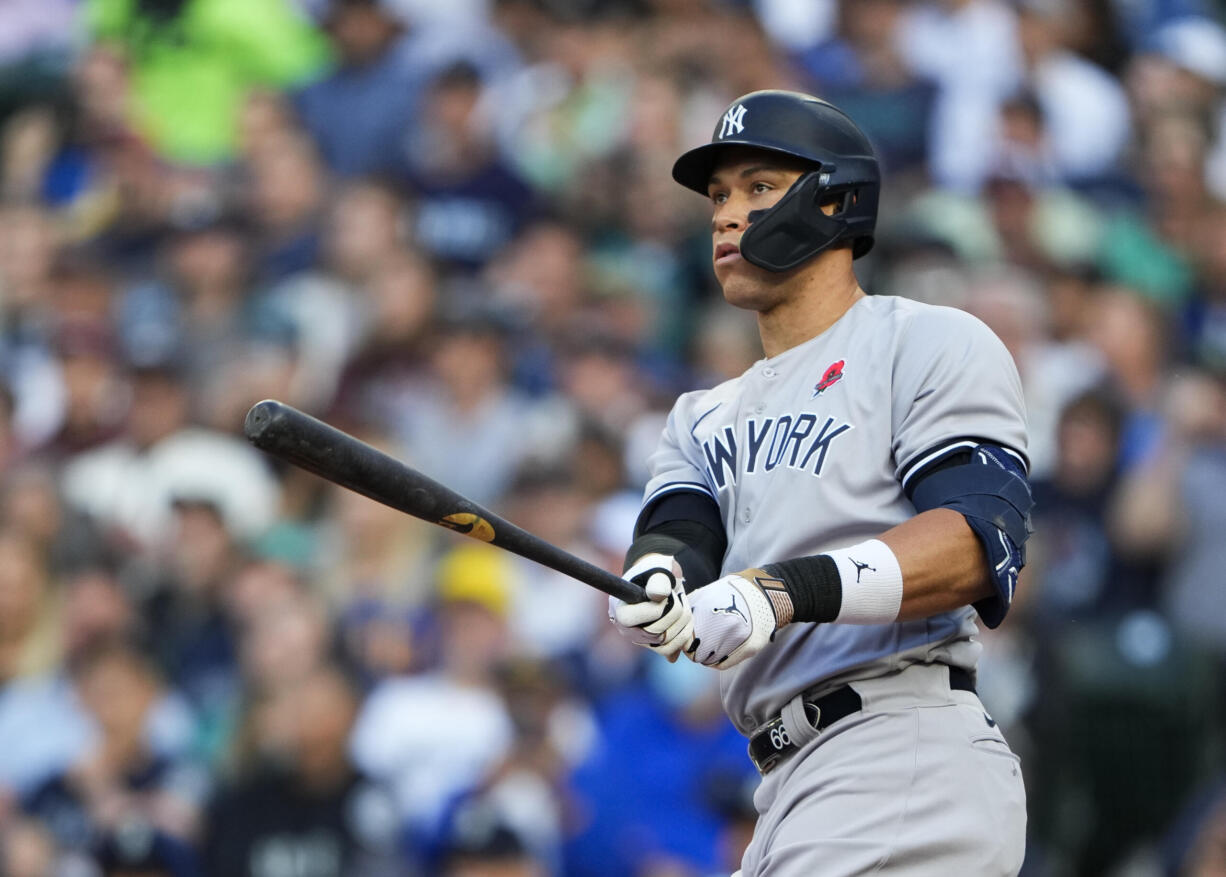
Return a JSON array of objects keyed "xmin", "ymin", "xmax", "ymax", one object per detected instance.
[{"xmin": 706, "ymin": 149, "xmax": 815, "ymax": 311}]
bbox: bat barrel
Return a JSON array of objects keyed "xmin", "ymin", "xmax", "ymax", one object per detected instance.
[{"xmin": 243, "ymin": 400, "xmax": 646, "ymax": 603}]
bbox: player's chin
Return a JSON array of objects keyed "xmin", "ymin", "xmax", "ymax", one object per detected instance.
[
  {"xmin": 719, "ymin": 272, "xmax": 775, "ymax": 311},
  {"xmin": 716, "ymin": 260, "xmax": 758, "ymax": 291}
]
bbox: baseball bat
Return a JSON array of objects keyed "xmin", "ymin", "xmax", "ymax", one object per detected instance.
[{"xmin": 243, "ymin": 400, "xmax": 646, "ymax": 603}]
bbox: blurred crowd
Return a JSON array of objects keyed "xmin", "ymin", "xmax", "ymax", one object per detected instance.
[{"xmin": 0, "ymin": 0, "xmax": 1224, "ymax": 875}]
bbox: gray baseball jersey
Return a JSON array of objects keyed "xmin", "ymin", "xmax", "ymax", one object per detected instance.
[{"xmin": 640, "ymin": 294, "xmax": 1028, "ymax": 736}]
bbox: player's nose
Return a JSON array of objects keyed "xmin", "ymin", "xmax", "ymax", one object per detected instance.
[{"xmin": 712, "ymin": 199, "xmax": 747, "ymax": 234}]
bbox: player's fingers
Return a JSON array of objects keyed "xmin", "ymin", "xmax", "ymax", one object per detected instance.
[
  {"xmin": 615, "ymin": 570, "xmax": 677, "ymax": 626},
  {"xmin": 651, "ymin": 628, "xmax": 692, "ymax": 661},
  {"xmin": 645, "ymin": 611, "xmax": 685, "ymax": 641},
  {"xmin": 644, "ymin": 590, "xmax": 691, "ymax": 639},
  {"xmin": 609, "ymin": 610, "xmax": 666, "ymax": 647},
  {"xmin": 624, "ymin": 554, "xmax": 679, "ymax": 592},
  {"xmin": 612, "ymin": 593, "xmax": 670, "ymax": 629},
  {"xmin": 653, "ymin": 618, "xmax": 694, "ymax": 660},
  {"xmin": 641, "ymin": 585, "xmax": 686, "ymax": 631},
  {"xmin": 658, "ymin": 637, "xmax": 686, "ymax": 662},
  {"xmin": 641, "ymin": 570, "xmax": 675, "ymax": 601}
]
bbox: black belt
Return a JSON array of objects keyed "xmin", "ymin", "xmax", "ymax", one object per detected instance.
[{"xmin": 747, "ymin": 666, "xmax": 976, "ymax": 775}]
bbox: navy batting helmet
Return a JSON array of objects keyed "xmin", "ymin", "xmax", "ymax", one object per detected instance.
[{"xmin": 672, "ymin": 90, "xmax": 880, "ymax": 270}]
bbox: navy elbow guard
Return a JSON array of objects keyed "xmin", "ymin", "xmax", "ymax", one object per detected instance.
[{"xmin": 908, "ymin": 445, "xmax": 1034, "ymax": 628}]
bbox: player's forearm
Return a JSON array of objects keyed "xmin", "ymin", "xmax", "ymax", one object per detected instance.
[
  {"xmin": 754, "ymin": 508, "xmax": 995, "ymax": 627},
  {"xmin": 685, "ymin": 511, "xmax": 1000, "ymax": 668},
  {"xmin": 879, "ymin": 508, "xmax": 993, "ymax": 622}
]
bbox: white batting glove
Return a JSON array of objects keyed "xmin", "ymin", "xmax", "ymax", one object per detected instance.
[
  {"xmin": 608, "ymin": 554, "xmax": 694, "ymax": 662},
  {"xmin": 685, "ymin": 569, "xmax": 780, "ymax": 670}
]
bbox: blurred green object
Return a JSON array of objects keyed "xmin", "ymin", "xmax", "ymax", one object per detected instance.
[{"xmin": 86, "ymin": 0, "xmax": 329, "ymax": 165}]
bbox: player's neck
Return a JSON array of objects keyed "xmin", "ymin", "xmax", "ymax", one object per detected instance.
[{"xmin": 756, "ymin": 268, "xmax": 864, "ymax": 358}]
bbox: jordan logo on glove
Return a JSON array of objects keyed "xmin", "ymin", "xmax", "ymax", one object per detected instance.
[{"xmin": 713, "ymin": 594, "xmax": 748, "ymax": 622}]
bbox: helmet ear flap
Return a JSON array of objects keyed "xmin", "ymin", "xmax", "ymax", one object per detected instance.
[{"xmin": 739, "ymin": 172, "xmax": 851, "ymax": 273}]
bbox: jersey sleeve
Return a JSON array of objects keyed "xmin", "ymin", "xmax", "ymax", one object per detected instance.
[
  {"xmin": 640, "ymin": 392, "xmax": 719, "ymax": 513},
  {"xmin": 891, "ymin": 307, "xmax": 1029, "ymax": 490}
]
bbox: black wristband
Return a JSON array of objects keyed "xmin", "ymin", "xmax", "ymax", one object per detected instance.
[{"xmin": 762, "ymin": 555, "xmax": 843, "ymax": 623}]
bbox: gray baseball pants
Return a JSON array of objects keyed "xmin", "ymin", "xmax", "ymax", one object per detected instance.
[{"xmin": 739, "ymin": 662, "xmax": 1027, "ymax": 876}]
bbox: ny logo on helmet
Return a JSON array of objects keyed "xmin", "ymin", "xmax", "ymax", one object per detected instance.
[{"xmin": 720, "ymin": 104, "xmax": 747, "ymax": 139}]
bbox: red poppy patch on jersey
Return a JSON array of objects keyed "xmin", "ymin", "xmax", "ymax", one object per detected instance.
[{"xmin": 813, "ymin": 360, "xmax": 845, "ymax": 396}]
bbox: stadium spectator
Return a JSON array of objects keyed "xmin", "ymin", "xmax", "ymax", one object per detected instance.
[
  {"xmin": 350, "ymin": 544, "xmax": 516, "ymax": 851},
  {"xmin": 262, "ymin": 180, "xmax": 411, "ymax": 411},
  {"xmin": 293, "ymin": 0, "xmax": 422, "ymax": 177},
  {"xmin": 21, "ymin": 638, "xmax": 206, "ymax": 871},
  {"xmin": 389, "ymin": 312, "xmax": 542, "ymax": 506},
  {"xmin": 792, "ymin": 0, "xmax": 936, "ymax": 178},
  {"xmin": 119, "ymin": 208, "xmax": 260, "ymax": 372},
  {"xmin": 314, "ymin": 476, "xmax": 433, "ymax": 683},
  {"xmin": 204, "ymin": 666, "xmax": 401, "ymax": 877},
  {"xmin": 401, "ymin": 62, "xmax": 539, "ymax": 273},
  {"xmin": 245, "ymin": 130, "xmax": 328, "ymax": 283},
  {"xmin": 1015, "ymin": 0, "xmax": 1133, "ymax": 185},
  {"xmin": 60, "ymin": 357, "xmax": 280, "ymax": 556},
  {"xmin": 1111, "ymin": 367, "xmax": 1226, "ymax": 655},
  {"xmin": 439, "ymin": 810, "xmax": 548, "ymax": 877},
  {"xmin": 562, "ymin": 656, "xmax": 752, "ymax": 876},
  {"xmin": 897, "ymin": 0, "xmax": 1025, "ymax": 191},
  {"xmin": 1083, "ymin": 286, "xmax": 1174, "ymax": 467},
  {"xmin": 483, "ymin": 217, "xmax": 592, "ymax": 394},
  {"xmin": 497, "ymin": 465, "xmax": 606, "ymax": 663},
  {"xmin": 295, "ymin": 0, "xmax": 516, "ymax": 178},
  {"xmin": 332, "ymin": 247, "xmax": 438, "ymax": 424},
  {"xmin": 1028, "ymin": 388, "xmax": 1133, "ymax": 624}
]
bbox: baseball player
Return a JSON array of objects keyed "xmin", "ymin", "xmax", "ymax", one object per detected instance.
[{"xmin": 610, "ymin": 90, "xmax": 1032, "ymax": 875}]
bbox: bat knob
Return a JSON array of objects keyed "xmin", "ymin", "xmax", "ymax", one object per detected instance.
[{"xmin": 244, "ymin": 399, "xmax": 287, "ymax": 446}]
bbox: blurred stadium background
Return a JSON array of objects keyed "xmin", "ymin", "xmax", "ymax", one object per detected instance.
[{"xmin": 0, "ymin": 0, "xmax": 1224, "ymax": 874}]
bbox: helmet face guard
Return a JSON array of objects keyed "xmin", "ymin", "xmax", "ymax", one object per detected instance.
[
  {"xmin": 740, "ymin": 167, "xmax": 879, "ymax": 271},
  {"xmin": 672, "ymin": 90, "xmax": 881, "ymax": 270}
]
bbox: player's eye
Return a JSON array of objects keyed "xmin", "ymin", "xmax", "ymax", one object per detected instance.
[
  {"xmin": 751, "ymin": 182, "xmax": 773, "ymax": 195},
  {"xmin": 710, "ymin": 191, "xmax": 729, "ymax": 204}
]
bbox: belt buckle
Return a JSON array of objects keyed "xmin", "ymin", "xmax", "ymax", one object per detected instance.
[
  {"xmin": 752, "ymin": 748, "xmax": 782, "ymax": 775},
  {"xmin": 749, "ymin": 717, "xmax": 786, "ymax": 775},
  {"xmin": 750, "ymin": 705, "xmax": 821, "ymax": 775}
]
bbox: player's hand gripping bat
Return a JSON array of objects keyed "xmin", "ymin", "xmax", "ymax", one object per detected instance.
[{"xmin": 243, "ymin": 400, "xmax": 646, "ymax": 603}]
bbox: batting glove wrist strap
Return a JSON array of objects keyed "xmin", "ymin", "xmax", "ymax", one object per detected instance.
[
  {"xmin": 761, "ymin": 555, "xmax": 842, "ymax": 623},
  {"xmin": 763, "ymin": 539, "xmax": 903, "ymax": 625}
]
